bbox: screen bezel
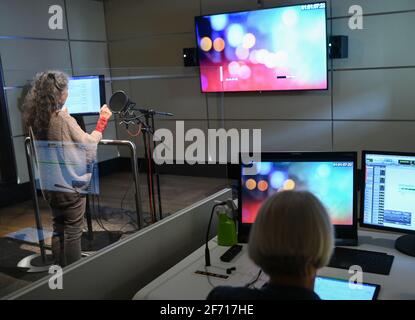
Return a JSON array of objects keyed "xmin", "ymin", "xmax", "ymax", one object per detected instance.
[
  {"xmin": 360, "ymin": 150, "xmax": 415, "ymax": 235},
  {"xmin": 315, "ymin": 276, "xmax": 380, "ymax": 300},
  {"xmin": 237, "ymin": 151, "xmax": 358, "ymax": 243},
  {"xmin": 194, "ymin": 1, "xmax": 329, "ymax": 93},
  {"xmin": 68, "ymin": 74, "xmax": 106, "ymax": 116}
]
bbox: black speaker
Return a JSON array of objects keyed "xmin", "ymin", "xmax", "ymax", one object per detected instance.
[
  {"xmin": 183, "ymin": 48, "xmax": 199, "ymax": 67},
  {"xmin": 329, "ymin": 35, "xmax": 348, "ymax": 59}
]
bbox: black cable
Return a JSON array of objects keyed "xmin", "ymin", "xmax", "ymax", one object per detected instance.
[
  {"xmin": 92, "ymin": 194, "xmax": 111, "ymax": 232},
  {"xmin": 205, "ymin": 201, "xmax": 226, "ymax": 267},
  {"xmin": 120, "ymin": 162, "xmax": 143, "ymax": 228},
  {"xmin": 204, "ymin": 266, "xmax": 215, "ymax": 288},
  {"xmin": 245, "ymin": 269, "xmax": 263, "ymax": 288}
]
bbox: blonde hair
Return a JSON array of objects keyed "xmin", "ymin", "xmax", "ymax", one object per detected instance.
[{"xmin": 248, "ymin": 190, "xmax": 334, "ymax": 277}]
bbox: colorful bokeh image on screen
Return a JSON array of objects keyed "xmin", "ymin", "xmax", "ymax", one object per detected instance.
[
  {"xmin": 241, "ymin": 161, "xmax": 354, "ymax": 225},
  {"xmin": 195, "ymin": 2, "xmax": 327, "ymax": 92}
]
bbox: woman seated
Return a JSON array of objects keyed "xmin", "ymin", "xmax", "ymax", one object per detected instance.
[{"xmin": 207, "ymin": 190, "xmax": 334, "ymax": 300}]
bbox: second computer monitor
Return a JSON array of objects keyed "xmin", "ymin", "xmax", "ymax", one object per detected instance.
[
  {"xmin": 238, "ymin": 152, "xmax": 358, "ymax": 244},
  {"xmin": 361, "ymin": 151, "xmax": 415, "ymax": 234}
]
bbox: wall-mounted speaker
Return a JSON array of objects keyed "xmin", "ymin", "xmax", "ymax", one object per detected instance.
[
  {"xmin": 329, "ymin": 35, "xmax": 349, "ymax": 59},
  {"xmin": 183, "ymin": 48, "xmax": 199, "ymax": 67}
]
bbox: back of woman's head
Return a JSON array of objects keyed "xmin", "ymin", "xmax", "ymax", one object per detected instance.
[
  {"xmin": 23, "ymin": 70, "xmax": 68, "ymax": 140},
  {"xmin": 248, "ymin": 190, "xmax": 334, "ymax": 278}
]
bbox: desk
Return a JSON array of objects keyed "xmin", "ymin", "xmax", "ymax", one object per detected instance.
[{"xmin": 133, "ymin": 230, "xmax": 415, "ymax": 300}]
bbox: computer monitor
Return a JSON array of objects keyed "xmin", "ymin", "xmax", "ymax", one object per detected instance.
[
  {"xmin": 65, "ymin": 75, "xmax": 106, "ymax": 115},
  {"xmin": 238, "ymin": 152, "xmax": 358, "ymax": 244},
  {"xmin": 314, "ymin": 276, "xmax": 380, "ymax": 300},
  {"xmin": 361, "ymin": 151, "xmax": 415, "ymax": 257}
]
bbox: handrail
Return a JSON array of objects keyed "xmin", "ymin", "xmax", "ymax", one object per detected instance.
[
  {"xmin": 99, "ymin": 139, "xmax": 143, "ymax": 228},
  {"xmin": 23, "ymin": 137, "xmax": 143, "ymax": 260}
]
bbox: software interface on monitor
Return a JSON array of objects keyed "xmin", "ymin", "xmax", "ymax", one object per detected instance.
[
  {"xmin": 363, "ymin": 153, "xmax": 415, "ymax": 232},
  {"xmin": 241, "ymin": 161, "xmax": 354, "ymax": 225},
  {"xmin": 65, "ymin": 76, "xmax": 101, "ymax": 115},
  {"xmin": 314, "ymin": 277, "xmax": 378, "ymax": 300}
]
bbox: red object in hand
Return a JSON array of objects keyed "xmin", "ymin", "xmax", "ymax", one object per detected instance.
[{"xmin": 95, "ymin": 116, "xmax": 108, "ymax": 133}]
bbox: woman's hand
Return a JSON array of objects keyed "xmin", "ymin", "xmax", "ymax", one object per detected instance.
[{"xmin": 100, "ymin": 105, "xmax": 112, "ymax": 121}]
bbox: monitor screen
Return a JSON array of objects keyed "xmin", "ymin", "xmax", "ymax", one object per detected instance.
[
  {"xmin": 238, "ymin": 152, "xmax": 357, "ymax": 243},
  {"xmin": 65, "ymin": 75, "xmax": 105, "ymax": 115},
  {"xmin": 362, "ymin": 152, "xmax": 415, "ymax": 233},
  {"xmin": 195, "ymin": 2, "xmax": 328, "ymax": 92},
  {"xmin": 315, "ymin": 276, "xmax": 379, "ymax": 300}
]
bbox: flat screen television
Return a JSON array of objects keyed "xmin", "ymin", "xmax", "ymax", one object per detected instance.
[
  {"xmin": 238, "ymin": 152, "xmax": 358, "ymax": 245},
  {"xmin": 65, "ymin": 75, "xmax": 106, "ymax": 115},
  {"xmin": 195, "ymin": 1, "xmax": 328, "ymax": 93}
]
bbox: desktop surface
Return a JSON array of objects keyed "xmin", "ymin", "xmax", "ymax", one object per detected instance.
[{"xmin": 133, "ymin": 230, "xmax": 415, "ymax": 300}]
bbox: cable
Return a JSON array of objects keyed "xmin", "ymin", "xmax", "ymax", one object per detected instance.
[
  {"xmin": 204, "ymin": 266, "xmax": 216, "ymax": 288},
  {"xmin": 245, "ymin": 269, "xmax": 263, "ymax": 288},
  {"xmin": 92, "ymin": 194, "xmax": 111, "ymax": 232},
  {"xmin": 126, "ymin": 122, "xmax": 143, "ymax": 137},
  {"xmin": 120, "ymin": 160, "xmax": 143, "ymax": 228}
]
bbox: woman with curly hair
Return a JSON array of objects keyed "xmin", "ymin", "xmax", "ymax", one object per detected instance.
[{"xmin": 23, "ymin": 70, "xmax": 112, "ymax": 266}]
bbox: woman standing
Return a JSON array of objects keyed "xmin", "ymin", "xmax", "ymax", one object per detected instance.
[{"xmin": 23, "ymin": 70, "xmax": 112, "ymax": 266}]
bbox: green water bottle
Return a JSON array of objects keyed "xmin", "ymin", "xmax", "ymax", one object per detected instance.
[{"xmin": 217, "ymin": 206, "xmax": 237, "ymax": 246}]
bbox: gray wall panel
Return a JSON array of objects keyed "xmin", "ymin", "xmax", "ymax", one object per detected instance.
[
  {"xmin": 66, "ymin": 0, "xmax": 107, "ymax": 41},
  {"xmin": 333, "ymin": 68, "xmax": 415, "ymax": 120},
  {"xmin": 332, "ymin": 12, "xmax": 415, "ymax": 69},
  {"xmin": 0, "ymin": 39, "xmax": 71, "ymax": 87},
  {"xmin": 331, "ymin": 0, "xmax": 415, "ymax": 17},
  {"xmin": 104, "ymin": 0, "xmax": 199, "ymax": 41},
  {"xmin": 224, "ymin": 120, "xmax": 332, "ymax": 151},
  {"xmin": 208, "ymin": 89, "xmax": 332, "ymax": 120},
  {"xmin": 333, "ymin": 121, "xmax": 415, "ymax": 152},
  {"xmin": 201, "ymin": 0, "xmax": 257, "ymax": 15},
  {"xmin": 127, "ymin": 77, "xmax": 207, "ymax": 120},
  {"xmin": 108, "ymin": 34, "xmax": 196, "ymax": 68},
  {"xmin": 71, "ymin": 41, "xmax": 110, "ymax": 78},
  {"xmin": 0, "ymin": 0, "xmax": 67, "ymax": 39}
]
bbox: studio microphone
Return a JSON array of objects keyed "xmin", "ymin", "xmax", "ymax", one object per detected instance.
[
  {"xmin": 108, "ymin": 91, "xmax": 174, "ymax": 117},
  {"xmin": 108, "ymin": 90, "xmax": 133, "ymax": 114}
]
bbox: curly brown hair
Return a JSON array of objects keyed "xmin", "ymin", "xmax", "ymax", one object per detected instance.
[{"xmin": 23, "ymin": 70, "xmax": 69, "ymax": 140}]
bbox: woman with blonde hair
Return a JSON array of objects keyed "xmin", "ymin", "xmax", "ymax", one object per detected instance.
[
  {"xmin": 208, "ymin": 190, "xmax": 334, "ymax": 300},
  {"xmin": 23, "ymin": 70, "xmax": 112, "ymax": 266}
]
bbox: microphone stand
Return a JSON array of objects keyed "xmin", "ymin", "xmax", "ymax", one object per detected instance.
[
  {"xmin": 120, "ymin": 108, "xmax": 171, "ymax": 224},
  {"xmin": 141, "ymin": 109, "xmax": 164, "ymax": 222},
  {"xmin": 141, "ymin": 119, "xmax": 157, "ymax": 223},
  {"xmin": 151, "ymin": 113, "xmax": 163, "ymax": 221}
]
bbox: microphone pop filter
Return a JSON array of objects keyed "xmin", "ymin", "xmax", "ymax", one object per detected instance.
[{"xmin": 109, "ymin": 91, "xmax": 129, "ymax": 113}]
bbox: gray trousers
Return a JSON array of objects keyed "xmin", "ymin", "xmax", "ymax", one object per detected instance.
[{"xmin": 49, "ymin": 193, "xmax": 86, "ymax": 267}]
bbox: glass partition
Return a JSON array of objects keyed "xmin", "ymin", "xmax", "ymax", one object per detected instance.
[{"xmin": 0, "ymin": 66, "xmax": 237, "ymax": 298}]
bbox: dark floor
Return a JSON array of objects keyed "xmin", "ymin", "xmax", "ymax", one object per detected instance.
[{"xmin": 0, "ymin": 172, "xmax": 229, "ymax": 298}]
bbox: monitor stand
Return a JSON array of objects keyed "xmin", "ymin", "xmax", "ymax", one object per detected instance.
[{"xmin": 395, "ymin": 235, "xmax": 415, "ymax": 257}]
